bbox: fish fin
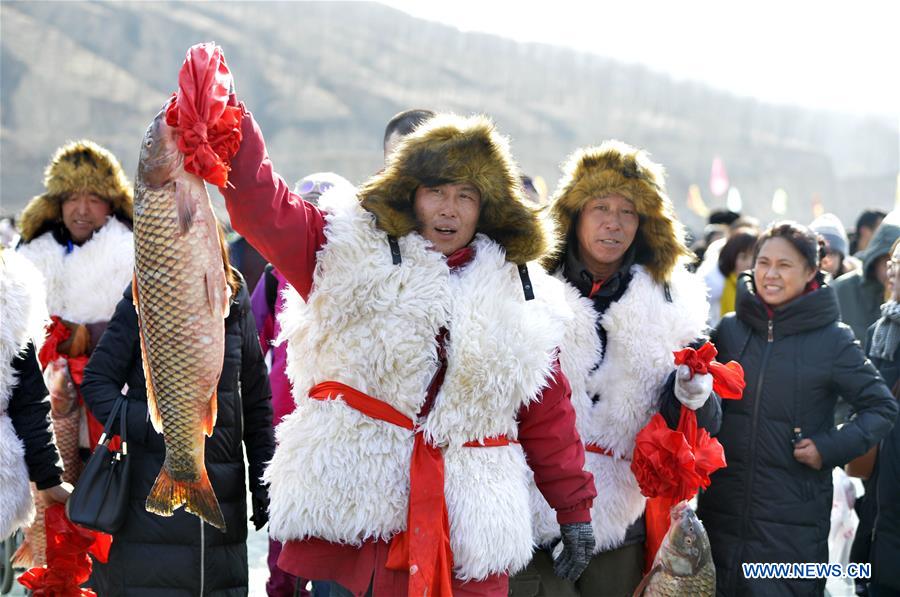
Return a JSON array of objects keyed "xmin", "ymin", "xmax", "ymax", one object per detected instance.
[
  {"xmin": 202, "ymin": 389, "xmax": 218, "ymax": 437},
  {"xmin": 145, "ymin": 465, "xmax": 226, "ymax": 531},
  {"xmin": 204, "ymin": 269, "xmax": 230, "ymax": 319},
  {"xmin": 204, "ymin": 270, "xmax": 218, "ymax": 318},
  {"xmin": 11, "ymin": 538, "xmax": 34, "ymax": 568},
  {"xmin": 223, "ymin": 282, "xmax": 232, "ymax": 319},
  {"xmin": 133, "ymin": 274, "xmax": 163, "ymax": 433},
  {"xmin": 175, "ymin": 180, "xmax": 197, "ymax": 236},
  {"xmin": 632, "ymin": 565, "xmax": 661, "ymax": 597}
]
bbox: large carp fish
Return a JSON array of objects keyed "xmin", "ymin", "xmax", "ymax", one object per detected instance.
[
  {"xmin": 132, "ymin": 103, "xmax": 229, "ymax": 530},
  {"xmin": 634, "ymin": 502, "xmax": 716, "ymax": 596}
]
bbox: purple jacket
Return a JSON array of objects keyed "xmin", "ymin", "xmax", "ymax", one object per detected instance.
[{"xmin": 250, "ymin": 267, "xmax": 293, "ymax": 426}]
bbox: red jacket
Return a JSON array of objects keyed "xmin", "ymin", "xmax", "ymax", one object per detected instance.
[{"xmin": 222, "ymin": 107, "xmax": 595, "ymax": 596}]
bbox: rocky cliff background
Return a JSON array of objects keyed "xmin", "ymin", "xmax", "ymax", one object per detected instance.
[{"xmin": 2, "ymin": 1, "xmax": 897, "ymax": 234}]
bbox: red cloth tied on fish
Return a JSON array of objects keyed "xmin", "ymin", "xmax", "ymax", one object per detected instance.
[
  {"xmin": 38, "ymin": 316, "xmax": 112, "ymax": 451},
  {"xmin": 38, "ymin": 317, "xmax": 87, "ymax": 379},
  {"xmin": 635, "ymin": 342, "xmax": 742, "ymax": 571},
  {"xmin": 18, "ymin": 504, "xmax": 111, "ymax": 596},
  {"xmin": 164, "ymin": 42, "xmax": 243, "ymax": 188}
]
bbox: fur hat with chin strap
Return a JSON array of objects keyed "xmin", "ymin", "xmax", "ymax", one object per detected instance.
[
  {"xmin": 358, "ymin": 113, "xmax": 555, "ymax": 265},
  {"xmin": 544, "ymin": 140, "xmax": 692, "ymax": 283},
  {"xmin": 18, "ymin": 140, "xmax": 133, "ymax": 243}
]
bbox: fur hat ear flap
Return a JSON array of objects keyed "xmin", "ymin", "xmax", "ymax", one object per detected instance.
[
  {"xmin": 544, "ymin": 140, "xmax": 691, "ymax": 282},
  {"xmin": 19, "ymin": 140, "xmax": 133, "ymax": 243},
  {"xmin": 359, "ymin": 114, "xmax": 555, "ymax": 264}
]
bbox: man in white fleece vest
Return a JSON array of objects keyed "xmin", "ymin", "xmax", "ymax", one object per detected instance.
[
  {"xmin": 219, "ymin": 82, "xmax": 597, "ymax": 596},
  {"xmin": 514, "ymin": 141, "xmax": 723, "ymax": 597}
]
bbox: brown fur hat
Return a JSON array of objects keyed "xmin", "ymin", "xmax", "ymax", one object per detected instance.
[
  {"xmin": 19, "ymin": 140, "xmax": 133, "ymax": 243},
  {"xmin": 544, "ymin": 140, "xmax": 691, "ymax": 282},
  {"xmin": 358, "ymin": 113, "xmax": 554, "ymax": 265}
]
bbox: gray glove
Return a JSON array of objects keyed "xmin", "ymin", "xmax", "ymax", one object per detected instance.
[{"xmin": 552, "ymin": 522, "xmax": 595, "ymax": 581}]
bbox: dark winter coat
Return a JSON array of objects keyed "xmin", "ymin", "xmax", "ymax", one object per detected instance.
[
  {"xmin": 10, "ymin": 343, "xmax": 63, "ymax": 490},
  {"xmin": 697, "ymin": 272, "xmax": 897, "ymax": 596},
  {"xmin": 833, "ymin": 219, "xmax": 900, "ymax": 342},
  {"xmin": 864, "ymin": 323, "xmax": 900, "ymax": 591},
  {"xmin": 81, "ymin": 276, "xmax": 274, "ymax": 596}
]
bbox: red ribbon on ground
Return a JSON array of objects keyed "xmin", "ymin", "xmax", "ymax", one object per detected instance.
[
  {"xmin": 17, "ymin": 504, "xmax": 110, "ymax": 596},
  {"xmin": 308, "ymin": 381, "xmax": 513, "ymax": 597},
  {"xmin": 165, "ymin": 43, "xmax": 243, "ymax": 188}
]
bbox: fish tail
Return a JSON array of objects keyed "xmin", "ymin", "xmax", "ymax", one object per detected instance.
[
  {"xmin": 145, "ymin": 465, "xmax": 226, "ymax": 531},
  {"xmin": 11, "ymin": 538, "xmax": 34, "ymax": 568}
]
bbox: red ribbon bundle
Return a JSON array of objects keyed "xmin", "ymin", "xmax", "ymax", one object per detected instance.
[
  {"xmin": 673, "ymin": 342, "xmax": 745, "ymax": 400},
  {"xmin": 164, "ymin": 42, "xmax": 242, "ymax": 188},
  {"xmin": 18, "ymin": 504, "xmax": 111, "ymax": 596},
  {"xmin": 38, "ymin": 317, "xmax": 88, "ymax": 382},
  {"xmin": 632, "ymin": 342, "xmax": 744, "ymax": 571},
  {"xmin": 38, "ymin": 316, "xmax": 113, "ymax": 451}
]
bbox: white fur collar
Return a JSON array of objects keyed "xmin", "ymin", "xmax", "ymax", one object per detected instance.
[{"xmin": 17, "ymin": 217, "xmax": 133, "ymax": 324}]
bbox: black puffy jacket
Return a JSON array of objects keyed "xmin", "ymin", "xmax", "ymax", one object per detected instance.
[
  {"xmin": 81, "ymin": 276, "xmax": 274, "ymax": 596},
  {"xmin": 697, "ymin": 272, "xmax": 897, "ymax": 596},
  {"xmin": 864, "ymin": 323, "xmax": 900, "ymax": 591},
  {"xmin": 9, "ymin": 343, "xmax": 63, "ymax": 490}
]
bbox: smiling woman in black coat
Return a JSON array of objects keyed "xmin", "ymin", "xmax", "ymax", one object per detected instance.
[
  {"xmin": 697, "ymin": 222, "xmax": 897, "ymax": 597},
  {"xmin": 81, "ymin": 265, "xmax": 274, "ymax": 597}
]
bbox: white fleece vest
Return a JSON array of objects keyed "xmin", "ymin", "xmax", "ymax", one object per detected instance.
[
  {"xmin": 530, "ymin": 264, "xmax": 709, "ymax": 552},
  {"xmin": 0, "ymin": 251, "xmax": 49, "ymax": 539},
  {"xmin": 265, "ymin": 189, "xmax": 570, "ymax": 580},
  {"xmin": 16, "ymin": 217, "xmax": 134, "ymax": 325}
]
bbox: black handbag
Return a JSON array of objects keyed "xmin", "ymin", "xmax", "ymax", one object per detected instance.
[{"xmin": 66, "ymin": 397, "xmax": 131, "ymax": 534}]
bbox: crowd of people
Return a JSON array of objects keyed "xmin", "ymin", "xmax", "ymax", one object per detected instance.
[{"xmin": 1, "ymin": 88, "xmax": 899, "ymax": 597}]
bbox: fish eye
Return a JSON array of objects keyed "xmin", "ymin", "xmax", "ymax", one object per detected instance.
[
  {"xmin": 144, "ymin": 138, "xmax": 152, "ymax": 148},
  {"xmin": 685, "ymin": 536, "xmax": 693, "ymax": 545}
]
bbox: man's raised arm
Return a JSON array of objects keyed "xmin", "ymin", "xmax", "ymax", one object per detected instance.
[{"xmin": 220, "ymin": 105, "xmax": 326, "ymax": 300}]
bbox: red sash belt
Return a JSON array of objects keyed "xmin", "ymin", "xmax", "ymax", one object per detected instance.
[
  {"xmin": 584, "ymin": 442, "xmax": 630, "ymax": 460},
  {"xmin": 308, "ymin": 381, "xmax": 515, "ymax": 597}
]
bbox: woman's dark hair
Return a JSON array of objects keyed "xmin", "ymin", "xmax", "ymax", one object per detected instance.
[
  {"xmin": 857, "ymin": 209, "xmax": 887, "ymax": 234},
  {"xmin": 718, "ymin": 228, "xmax": 759, "ymax": 276},
  {"xmin": 754, "ymin": 221, "xmax": 825, "ymax": 271},
  {"xmin": 889, "ymin": 236, "xmax": 900, "ymax": 259},
  {"xmin": 216, "ymin": 221, "xmax": 241, "ymax": 297}
]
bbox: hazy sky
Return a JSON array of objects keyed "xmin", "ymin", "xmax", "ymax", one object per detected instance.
[{"xmin": 381, "ymin": 0, "xmax": 900, "ymax": 119}]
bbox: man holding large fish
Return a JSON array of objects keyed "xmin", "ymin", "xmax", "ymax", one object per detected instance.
[{"xmin": 192, "ymin": 40, "xmax": 599, "ymax": 596}]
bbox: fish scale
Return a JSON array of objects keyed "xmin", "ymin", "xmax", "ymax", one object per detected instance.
[{"xmin": 132, "ymin": 108, "xmax": 228, "ymax": 530}]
